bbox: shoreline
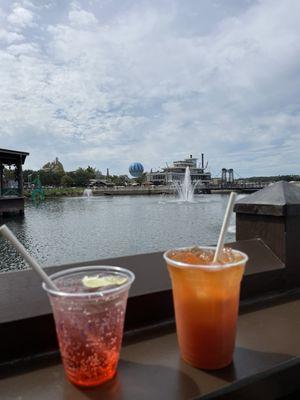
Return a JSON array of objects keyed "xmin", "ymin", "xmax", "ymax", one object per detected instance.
[
  {"xmin": 24, "ymin": 188, "xmax": 86, "ymax": 198},
  {"xmin": 24, "ymin": 187, "xmax": 176, "ymax": 198},
  {"xmin": 23, "ymin": 185, "xmax": 258, "ymax": 199}
]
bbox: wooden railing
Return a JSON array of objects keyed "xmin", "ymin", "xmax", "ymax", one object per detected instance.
[{"xmin": 0, "ymin": 188, "xmax": 20, "ymax": 197}]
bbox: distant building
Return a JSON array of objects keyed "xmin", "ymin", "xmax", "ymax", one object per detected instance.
[
  {"xmin": 89, "ymin": 178, "xmax": 114, "ymax": 187},
  {"xmin": 42, "ymin": 157, "xmax": 64, "ymax": 174},
  {"xmin": 146, "ymin": 154, "xmax": 211, "ymax": 185}
]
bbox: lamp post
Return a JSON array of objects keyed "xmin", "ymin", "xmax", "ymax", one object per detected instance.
[{"xmin": 28, "ymin": 174, "xmax": 32, "ymax": 188}]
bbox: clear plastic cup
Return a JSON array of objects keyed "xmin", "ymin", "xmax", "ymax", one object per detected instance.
[
  {"xmin": 43, "ymin": 266, "xmax": 135, "ymax": 387},
  {"xmin": 164, "ymin": 246, "xmax": 248, "ymax": 370}
]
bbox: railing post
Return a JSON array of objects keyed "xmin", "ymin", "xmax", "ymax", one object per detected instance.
[
  {"xmin": 0, "ymin": 161, "xmax": 3, "ymax": 197},
  {"xmin": 234, "ymin": 181, "xmax": 300, "ymax": 287},
  {"xmin": 17, "ymin": 156, "xmax": 24, "ymax": 197}
]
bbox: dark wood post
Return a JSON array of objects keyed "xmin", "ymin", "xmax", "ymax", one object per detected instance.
[
  {"xmin": 0, "ymin": 160, "xmax": 3, "ymax": 197},
  {"xmin": 18, "ymin": 155, "xmax": 24, "ymax": 197},
  {"xmin": 234, "ymin": 181, "xmax": 300, "ymax": 287}
]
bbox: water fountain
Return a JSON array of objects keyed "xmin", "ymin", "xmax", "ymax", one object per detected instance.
[
  {"xmin": 83, "ymin": 188, "xmax": 93, "ymax": 197},
  {"xmin": 173, "ymin": 167, "xmax": 199, "ymax": 202}
]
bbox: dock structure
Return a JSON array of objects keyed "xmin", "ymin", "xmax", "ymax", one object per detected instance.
[
  {"xmin": 0, "ymin": 148, "xmax": 29, "ymax": 217},
  {"xmin": 91, "ymin": 182, "xmax": 267, "ymax": 196}
]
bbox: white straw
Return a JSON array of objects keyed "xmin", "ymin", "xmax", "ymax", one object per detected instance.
[
  {"xmin": 0, "ymin": 224, "xmax": 58, "ymax": 290},
  {"xmin": 213, "ymin": 192, "xmax": 237, "ymax": 263}
]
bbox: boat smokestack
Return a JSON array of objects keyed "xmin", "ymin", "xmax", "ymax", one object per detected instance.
[
  {"xmin": 190, "ymin": 154, "xmax": 192, "ymax": 159},
  {"xmin": 201, "ymin": 153, "xmax": 204, "ymax": 169}
]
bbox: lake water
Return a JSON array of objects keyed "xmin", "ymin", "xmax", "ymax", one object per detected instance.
[{"xmin": 0, "ymin": 194, "xmax": 237, "ymax": 272}]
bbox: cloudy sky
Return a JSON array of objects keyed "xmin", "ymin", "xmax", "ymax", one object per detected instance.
[{"xmin": 0, "ymin": 0, "xmax": 300, "ymax": 177}]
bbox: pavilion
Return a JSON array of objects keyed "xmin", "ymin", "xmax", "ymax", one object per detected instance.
[{"xmin": 0, "ymin": 148, "xmax": 29, "ymax": 216}]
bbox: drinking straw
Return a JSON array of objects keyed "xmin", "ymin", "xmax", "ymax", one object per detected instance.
[
  {"xmin": 213, "ymin": 192, "xmax": 237, "ymax": 263},
  {"xmin": 0, "ymin": 224, "xmax": 58, "ymax": 290}
]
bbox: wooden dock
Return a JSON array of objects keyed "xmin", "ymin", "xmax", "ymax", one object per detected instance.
[
  {"xmin": 0, "ymin": 197, "xmax": 25, "ymax": 217},
  {"xmin": 196, "ymin": 182, "xmax": 268, "ymax": 194}
]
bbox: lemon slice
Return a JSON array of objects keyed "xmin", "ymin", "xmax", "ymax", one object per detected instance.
[{"xmin": 82, "ymin": 274, "xmax": 128, "ymax": 288}]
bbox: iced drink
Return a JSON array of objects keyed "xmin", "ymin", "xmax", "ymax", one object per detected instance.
[
  {"xmin": 43, "ymin": 266, "xmax": 135, "ymax": 387},
  {"xmin": 164, "ymin": 246, "xmax": 248, "ymax": 370}
]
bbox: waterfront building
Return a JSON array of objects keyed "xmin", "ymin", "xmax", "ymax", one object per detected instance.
[
  {"xmin": 146, "ymin": 154, "xmax": 211, "ymax": 185},
  {"xmin": 0, "ymin": 148, "xmax": 29, "ymax": 216}
]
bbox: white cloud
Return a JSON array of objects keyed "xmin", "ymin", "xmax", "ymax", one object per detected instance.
[
  {"xmin": 0, "ymin": 28, "xmax": 24, "ymax": 44},
  {"xmin": 7, "ymin": 4, "xmax": 35, "ymax": 29},
  {"xmin": 0, "ymin": 0, "xmax": 300, "ymax": 176},
  {"xmin": 68, "ymin": 7, "xmax": 98, "ymax": 28},
  {"xmin": 7, "ymin": 42, "xmax": 40, "ymax": 55}
]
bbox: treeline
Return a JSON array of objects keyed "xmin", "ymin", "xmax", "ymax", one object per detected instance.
[
  {"xmin": 23, "ymin": 167, "xmax": 133, "ymax": 187},
  {"xmin": 23, "ymin": 166, "xmax": 97, "ymax": 187},
  {"xmin": 241, "ymin": 175, "xmax": 300, "ymax": 182}
]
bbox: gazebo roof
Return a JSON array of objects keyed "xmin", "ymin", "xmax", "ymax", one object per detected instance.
[{"xmin": 0, "ymin": 148, "xmax": 29, "ymax": 165}]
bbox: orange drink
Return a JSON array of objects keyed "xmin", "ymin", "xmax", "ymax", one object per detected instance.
[{"xmin": 164, "ymin": 246, "xmax": 248, "ymax": 370}]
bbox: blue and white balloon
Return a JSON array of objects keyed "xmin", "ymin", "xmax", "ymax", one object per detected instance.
[{"xmin": 129, "ymin": 162, "xmax": 144, "ymax": 177}]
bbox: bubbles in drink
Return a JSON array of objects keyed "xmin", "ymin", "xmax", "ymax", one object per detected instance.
[{"xmin": 49, "ymin": 269, "xmax": 131, "ymax": 386}]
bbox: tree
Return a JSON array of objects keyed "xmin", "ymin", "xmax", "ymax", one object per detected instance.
[
  {"xmin": 23, "ymin": 170, "xmax": 38, "ymax": 188},
  {"xmin": 110, "ymin": 175, "xmax": 129, "ymax": 186},
  {"xmin": 71, "ymin": 167, "xmax": 97, "ymax": 187},
  {"xmin": 86, "ymin": 166, "xmax": 96, "ymax": 177},
  {"xmin": 38, "ymin": 169, "xmax": 62, "ymax": 186},
  {"xmin": 3, "ymin": 167, "xmax": 16, "ymax": 180},
  {"xmin": 61, "ymin": 175, "xmax": 74, "ymax": 187},
  {"xmin": 135, "ymin": 172, "xmax": 147, "ymax": 185}
]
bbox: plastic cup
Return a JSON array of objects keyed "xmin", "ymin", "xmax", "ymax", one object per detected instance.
[
  {"xmin": 164, "ymin": 246, "xmax": 248, "ymax": 370},
  {"xmin": 43, "ymin": 266, "xmax": 135, "ymax": 387}
]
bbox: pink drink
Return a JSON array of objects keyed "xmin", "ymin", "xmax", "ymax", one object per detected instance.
[{"xmin": 43, "ymin": 266, "xmax": 135, "ymax": 387}]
